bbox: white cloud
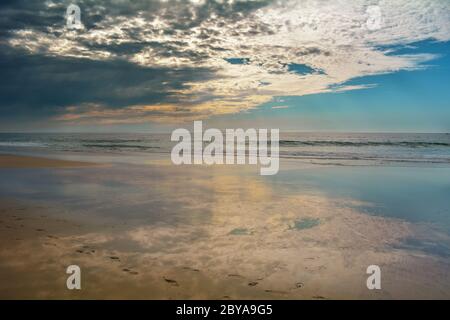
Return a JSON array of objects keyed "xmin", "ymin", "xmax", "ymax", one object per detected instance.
[{"xmin": 272, "ymin": 105, "xmax": 289, "ymax": 109}]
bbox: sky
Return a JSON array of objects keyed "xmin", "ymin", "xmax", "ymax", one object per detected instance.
[{"xmin": 0, "ymin": 0, "xmax": 449, "ymax": 132}]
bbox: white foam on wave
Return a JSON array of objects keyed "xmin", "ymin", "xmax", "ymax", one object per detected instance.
[{"xmin": 0, "ymin": 142, "xmax": 47, "ymax": 148}]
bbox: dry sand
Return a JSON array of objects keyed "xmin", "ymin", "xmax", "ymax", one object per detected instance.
[{"xmin": 0, "ymin": 154, "xmax": 97, "ymax": 168}]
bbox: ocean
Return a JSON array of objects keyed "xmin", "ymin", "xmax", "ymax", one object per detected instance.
[{"xmin": 0, "ymin": 132, "xmax": 449, "ymax": 166}]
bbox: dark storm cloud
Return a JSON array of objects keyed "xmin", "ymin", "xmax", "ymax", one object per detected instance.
[
  {"xmin": 0, "ymin": 46, "xmax": 215, "ymax": 120},
  {"xmin": 0, "ymin": 0, "xmax": 60, "ymax": 38}
]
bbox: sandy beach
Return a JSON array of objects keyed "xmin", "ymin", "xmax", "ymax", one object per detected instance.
[
  {"xmin": 0, "ymin": 154, "xmax": 449, "ymax": 299},
  {"xmin": 0, "ymin": 154, "xmax": 97, "ymax": 168}
]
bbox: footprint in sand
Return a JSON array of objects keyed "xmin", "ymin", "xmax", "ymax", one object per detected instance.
[
  {"xmin": 182, "ymin": 267, "xmax": 200, "ymax": 272},
  {"xmin": 163, "ymin": 277, "xmax": 179, "ymax": 286},
  {"xmin": 109, "ymin": 256, "xmax": 120, "ymax": 261},
  {"xmin": 122, "ymin": 268, "xmax": 139, "ymax": 275},
  {"xmin": 227, "ymin": 273, "xmax": 244, "ymax": 278},
  {"xmin": 248, "ymin": 281, "xmax": 258, "ymax": 287},
  {"xmin": 79, "ymin": 245, "xmax": 95, "ymax": 253}
]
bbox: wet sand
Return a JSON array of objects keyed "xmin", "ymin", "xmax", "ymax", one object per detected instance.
[
  {"xmin": 0, "ymin": 157, "xmax": 449, "ymax": 299},
  {"xmin": 1, "ymin": 197, "xmax": 448, "ymax": 300}
]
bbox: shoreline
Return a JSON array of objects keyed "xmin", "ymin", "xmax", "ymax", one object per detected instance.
[{"xmin": 0, "ymin": 154, "xmax": 98, "ymax": 168}]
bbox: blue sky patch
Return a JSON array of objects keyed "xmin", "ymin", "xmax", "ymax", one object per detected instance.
[
  {"xmin": 287, "ymin": 63, "xmax": 325, "ymax": 75},
  {"xmin": 225, "ymin": 58, "xmax": 250, "ymax": 65}
]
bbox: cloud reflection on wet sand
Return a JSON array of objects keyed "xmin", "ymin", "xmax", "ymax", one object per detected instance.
[{"xmin": 0, "ymin": 164, "xmax": 449, "ymax": 299}]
